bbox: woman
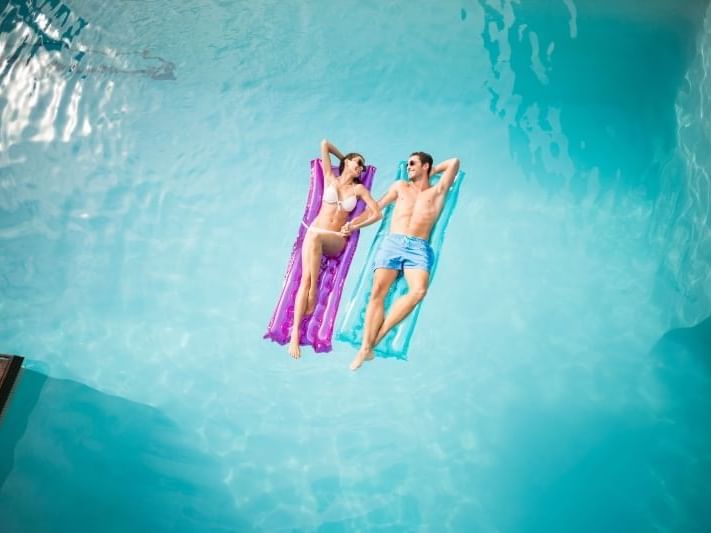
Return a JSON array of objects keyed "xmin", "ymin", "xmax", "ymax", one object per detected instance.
[{"xmin": 289, "ymin": 139, "xmax": 382, "ymax": 358}]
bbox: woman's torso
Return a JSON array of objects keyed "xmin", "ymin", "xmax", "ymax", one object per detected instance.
[{"xmin": 312, "ymin": 181, "xmax": 357, "ymax": 230}]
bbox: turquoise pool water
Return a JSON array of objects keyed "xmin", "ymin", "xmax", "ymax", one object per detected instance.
[{"xmin": 1, "ymin": 0, "xmax": 710, "ymax": 531}]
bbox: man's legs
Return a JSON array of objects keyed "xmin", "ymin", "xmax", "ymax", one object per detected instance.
[
  {"xmin": 372, "ymin": 268, "xmax": 429, "ymax": 347},
  {"xmin": 349, "ymin": 268, "xmax": 398, "ymax": 370}
]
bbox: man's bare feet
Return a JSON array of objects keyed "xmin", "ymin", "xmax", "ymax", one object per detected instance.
[
  {"xmin": 288, "ymin": 338, "xmax": 301, "ymax": 359},
  {"xmin": 349, "ymin": 347, "xmax": 374, "ymax": 371}
]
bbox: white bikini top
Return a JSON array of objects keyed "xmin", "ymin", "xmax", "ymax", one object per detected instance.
[{"xmin": 323, "ymin": 182, "xmax": 357, "ymax": 212}]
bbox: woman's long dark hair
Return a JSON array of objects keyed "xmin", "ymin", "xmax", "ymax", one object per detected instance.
[{"xmin": 338, "ymin": 152, "xmax": 365, "ymax": 184}]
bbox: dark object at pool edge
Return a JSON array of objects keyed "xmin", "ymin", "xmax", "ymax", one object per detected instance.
[{"xmin": 0, "ymin": 354, "xmax": 24, "ymax": 418}]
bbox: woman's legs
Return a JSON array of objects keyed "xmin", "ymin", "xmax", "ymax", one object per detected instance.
[
  {"xmin": 305, "ymin": 234, "xmax": 322, "ymax": 315},
  {"xmin": 306, "ymin": 231, "xmax": 346, "ymax": 313},
  {"xmin": 288, "ymin": 230, "xmax": 345, "ymax": 358},
  {"xmin": 288, "ymin": 241, "xmax": 313, "ymax": 358}
]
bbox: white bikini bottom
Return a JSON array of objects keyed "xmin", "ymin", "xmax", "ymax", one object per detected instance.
[{"xmin": 302, "ymin": 221, "xmax": 344, "ymax": 237}]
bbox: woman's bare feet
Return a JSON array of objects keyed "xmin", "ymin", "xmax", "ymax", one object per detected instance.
[
  {"xmin": 349, "ymin": 347, "xmax": 374, "ymax": 370},
  {"xmin": 288, "ymin": 337, "xmax": 301, "ymax": 359}
]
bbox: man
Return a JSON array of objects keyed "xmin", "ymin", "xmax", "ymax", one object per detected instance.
[{"xmin": 342, "ymin": 152, "xmax": 460, "ymax": 370}]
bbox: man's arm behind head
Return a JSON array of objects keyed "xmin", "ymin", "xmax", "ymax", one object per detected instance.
[{"xmin": 433, "ymin": 158, "xmax": 461, "ymax": 194}]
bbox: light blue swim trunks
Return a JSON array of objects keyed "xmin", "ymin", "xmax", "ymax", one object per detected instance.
[{"xmin": 372, "ymin": 233, "xmax": 435, "ymax": 273}]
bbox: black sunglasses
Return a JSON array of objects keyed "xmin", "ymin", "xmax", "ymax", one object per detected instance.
[{"xmin": 407, "ymin": 160, "xmax": 418, "ymax": 167}]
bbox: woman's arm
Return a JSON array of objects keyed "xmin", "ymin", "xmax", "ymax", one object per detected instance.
[
  {"xmin": 320, "ymin": 139, "xmax": 345, "ymax": 180},
  {"xmin": 341, "ymin": 183, "xmax": 394, "ymax": 235},
  {"xmin": 351, "ymin": 186, "xmax": 382, "ymax": 230}
]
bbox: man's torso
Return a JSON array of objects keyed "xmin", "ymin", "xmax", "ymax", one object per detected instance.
[{"xmin": 389, "ymin": 181, "xmax": 446, "ymax": 240}]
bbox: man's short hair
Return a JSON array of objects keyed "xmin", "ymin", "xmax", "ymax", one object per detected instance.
[{"xmin": 410, "ymin": 151, "xmax": 433, "ymax": 174}]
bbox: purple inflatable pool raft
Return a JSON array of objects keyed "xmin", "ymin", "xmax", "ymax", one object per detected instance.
[{"xmin": 264, "ymin": 159, "xmax": 376, "ymax": 352}]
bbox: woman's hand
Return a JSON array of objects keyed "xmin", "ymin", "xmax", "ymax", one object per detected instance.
[{"xmin": 339, "ymin": 221, "xmax": 353, "ymax": 237}]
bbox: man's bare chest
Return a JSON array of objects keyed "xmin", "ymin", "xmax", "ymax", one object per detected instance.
[{"xmin": 397, "ymin": 188, "xmax": 439, "ymax": 213}]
